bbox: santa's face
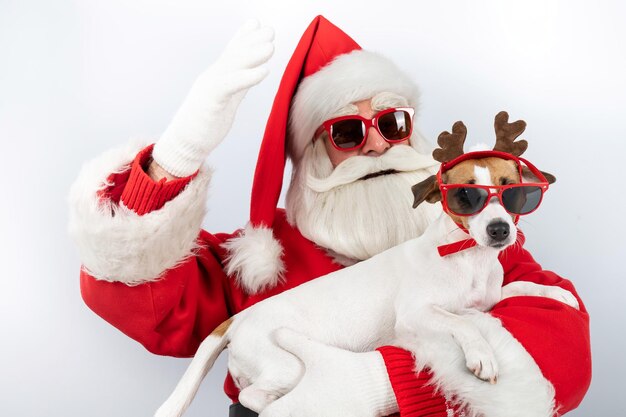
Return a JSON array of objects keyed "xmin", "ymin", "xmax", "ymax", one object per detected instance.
[{"xmin": 285, "ymin": 93, "xmax": 442, "ymax": 264}]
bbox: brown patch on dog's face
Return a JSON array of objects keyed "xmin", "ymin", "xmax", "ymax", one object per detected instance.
[
  {"xmin": 212, "ymin": 317, "xmax": 233, "ymax": 337},
  {"xmin": 443, "ymin": 157, "xmax": 521, "ymax": 226}
]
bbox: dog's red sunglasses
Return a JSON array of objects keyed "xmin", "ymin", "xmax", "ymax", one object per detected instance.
[
  {"xmin": 437, "ymin": 151, "xmax": 550, "ymax": 218},
  {"xmin": 314, "ymin": 107, "xmax": 415, "ymax": 151}
]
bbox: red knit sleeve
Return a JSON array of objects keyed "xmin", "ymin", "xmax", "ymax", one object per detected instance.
[
  {"xmin": 377, "ymin": 347, "xmax": 447, "ymax": 417},
  {"xmin": 102, "ymin": 143, "xmax": 195, "ymax": 214}
]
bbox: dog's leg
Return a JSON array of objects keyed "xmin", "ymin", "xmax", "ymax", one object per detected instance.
[
  {"xmin": 396, "ymin": 305, "xmax": 498, "ymax": 383},
  {"xmin": 501, "ymin": 281, "xmax": 579, "ymax": 309}
]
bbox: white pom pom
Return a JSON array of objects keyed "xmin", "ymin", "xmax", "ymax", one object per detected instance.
[{"xmin": 222, "ymin": 224, "xmax": 285, "ymax": 294}]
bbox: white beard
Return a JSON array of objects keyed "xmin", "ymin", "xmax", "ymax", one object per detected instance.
[{"xmin": 285, "ymin": 141, "xmax": 442, "ymax": 264}]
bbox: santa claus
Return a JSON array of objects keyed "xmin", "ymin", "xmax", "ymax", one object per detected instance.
[{"xmin": 68, "ymin": 16, "xmax": 590, "ymax": 417}]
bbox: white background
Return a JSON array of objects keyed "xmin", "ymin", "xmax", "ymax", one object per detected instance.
[{"xmin": 1, "ymin": 0, "xmax": 625, "ymax": 416}]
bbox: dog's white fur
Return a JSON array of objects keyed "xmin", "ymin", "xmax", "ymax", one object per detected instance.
[{"xmin": 156, "ymin": 161, "xmax": 578, "ymax": 417}]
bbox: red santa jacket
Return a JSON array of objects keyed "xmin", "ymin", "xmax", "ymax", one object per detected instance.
[{"xmin": 73, "ymin": 144, "xmax": 591, "ymax": 416}]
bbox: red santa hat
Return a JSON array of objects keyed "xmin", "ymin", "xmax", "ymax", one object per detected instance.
[{"xmin": 223, "ymin": 15, "xmax": 421, "ymax": 294}]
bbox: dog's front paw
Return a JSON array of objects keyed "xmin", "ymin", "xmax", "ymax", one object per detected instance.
[
  {"xmin": 463, "ymin": 339, "xmax": 499, "ymax": 384},
  {"xmin": 541, "ymin": 286, "xmax": 580, "ymax": 310}
]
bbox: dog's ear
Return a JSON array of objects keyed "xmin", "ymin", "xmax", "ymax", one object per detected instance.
[
  {"xmin": 541, "ymin": 171, "xmax": 556, "ymax": 184},
  {"xmin": 411, "ymin": 175, "xmax": 441, "ymax": 208},
  {"xmin": 522, "ymin": 167, "xmax": 556, "ymax": 184}
]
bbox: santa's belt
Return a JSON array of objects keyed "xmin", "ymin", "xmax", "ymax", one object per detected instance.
[{"xmin": 229, "ymin": 403, "xmax": 258, "ymax": 417}]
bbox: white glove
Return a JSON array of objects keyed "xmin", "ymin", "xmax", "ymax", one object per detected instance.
[
  {"xmin": 153, "ymin": 19, "xmax": 274, "ymax": 177},
  {"xmin": 259, "ymin": 328, "xmax": 398, "ymax": 417}
]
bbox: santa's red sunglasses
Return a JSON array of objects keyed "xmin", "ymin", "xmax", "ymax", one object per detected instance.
[
  {"xmin": 314, "ymin": 107, "xmax": 415, "ymax": 151},
  {"xmin": 437, "ymin": 151, "xmax": 550, "ymax": 218}
]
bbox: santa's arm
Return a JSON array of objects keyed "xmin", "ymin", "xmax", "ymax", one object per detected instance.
[
  {"xmin": 376, "ymin": 244, "xmax": 591, "ymax": 417},
  {"xmin": 69, "ymin": 20, "xmax": 275, "ymax": 356},
  {"xmin": 260, "ymin": 243, "xmax": 590, "ymax": 417},
  {"xmin": 491, "ymin": 243, "xmax": 591, "ymax": 413},
  {"xmin": 70, "ymin": 141, "xmax": 239, "ymax": 356}
]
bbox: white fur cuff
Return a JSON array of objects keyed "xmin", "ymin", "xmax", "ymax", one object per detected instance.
[{"xmin": 68, "ymin": 140, "xmax": 211, "ymax": 285}]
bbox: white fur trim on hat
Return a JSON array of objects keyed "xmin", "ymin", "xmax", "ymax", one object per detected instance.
[
  {"xmin": 288, "ymin": 50, "xmax": 421, "ymax": 161},
  {"xmin": 222, "ymin": 223, "xmax": 285, "ymax": 294},
  {"xmin": 404, "ymin": 311, "xmax": 555, "ymax": 417},
  {"xmin": 68, "ymin": 139, "xmax": 211, "ymax": 285}
]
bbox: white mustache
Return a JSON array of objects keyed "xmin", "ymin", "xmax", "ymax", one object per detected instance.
[{"xmin": 307, "ymin": 145, "xmax": 438, "ymax": 193}]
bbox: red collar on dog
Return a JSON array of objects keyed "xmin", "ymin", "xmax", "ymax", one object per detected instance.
[
  {"xmin": 437, "ymin": 218, "xmax": 477, "ymax": 257},
  {"xmin": 437, "ymin": 238, "xmax": 478, "ymax": 256}
]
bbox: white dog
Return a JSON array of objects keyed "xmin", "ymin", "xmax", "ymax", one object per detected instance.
[{"xmin": 155, "ymin": 113, "xmax": 579, "ymax": 417}]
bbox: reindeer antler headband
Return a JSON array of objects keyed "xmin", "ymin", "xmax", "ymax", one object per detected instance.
[
  {"xmin": 431, "ymin": 111, "xmax": 557, "ymax": 190},
  {"xmin": 434, "ymin": 111, "xmax": 529, "ymax": 165}
]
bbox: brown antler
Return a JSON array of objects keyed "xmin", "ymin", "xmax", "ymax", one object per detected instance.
[
  {"xmin": 433, "ymin": 121, "xmax": 467, "ymax": 162},
  {"xmin": 493, "ymin": 111, "xmax": 528, "ymax": 156}
]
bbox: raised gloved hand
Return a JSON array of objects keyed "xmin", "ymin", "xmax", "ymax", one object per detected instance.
[
  {"xmin": 259, "ymin": 328, "xmax": 398, "ymax": 417},
  {"xmin": 153, "ymin": 19, "xmax": 274, "ymax": 177}
]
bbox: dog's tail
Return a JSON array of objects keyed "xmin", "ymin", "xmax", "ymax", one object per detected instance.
[{"xmin": 155, "ymin": 318, "xmax": 233, "ymax": 417}]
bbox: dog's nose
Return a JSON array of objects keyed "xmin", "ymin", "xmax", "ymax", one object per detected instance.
[{"xmin": 486, "ymin": 221, "xmax": 510, "ymax": 242}]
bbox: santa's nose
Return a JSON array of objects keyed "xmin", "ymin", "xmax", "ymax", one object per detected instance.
[{"xmin": 361, "ymin": 127, "xmax": 390, "ymax": 156}]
